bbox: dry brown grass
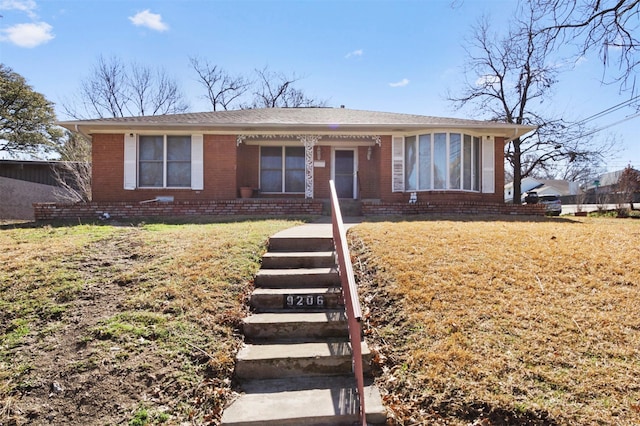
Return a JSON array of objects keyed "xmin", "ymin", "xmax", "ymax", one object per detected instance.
[
  {"xmin": 351, "ymin": 216, "xmax": 640, "ymax": 425},
  {"xmin": 0, "ymin": 219, "xmax": 301, "ymax": 425}
]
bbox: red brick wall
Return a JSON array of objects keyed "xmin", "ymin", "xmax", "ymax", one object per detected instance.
[
  {"xmin": 204, "ymin": 134, "xmax": 237, "ymax": 199},
  {"xmin": 313, "ymin": 146, "xmax": 331, "ymax": 199},
  {"xmin": 237, "ymin": 144, "xmax": 259, "ymax": 193},
  {"xmin": 362, "ymin": 200, "xmax": 545, "ymax": 216},
  {"xmin": 92, "ymin": 134, "xmax": 125, "ymax": 202},
  {"xmin": 92, "ymin": 133, "xmax": 238, "ymax": 202},
  {"xmin": 358, "ymin": 145, "xmax": 380, "ymax": 199},
  {"xmin": 34, "ymin": 199, "xmax": 323, "ymax": 221}
]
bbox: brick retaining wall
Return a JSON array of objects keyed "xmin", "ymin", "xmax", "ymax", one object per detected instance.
[
  {"xmin": 34, "ymin": 199, "xmax": 545, "ymax": 221},
  {"xmin": 362, "ymin": 200, "xmax": 546, "ymax": 216},
  {"xmin": 34, "ymin": 199, "xmax": 324, "ymax": 221}
]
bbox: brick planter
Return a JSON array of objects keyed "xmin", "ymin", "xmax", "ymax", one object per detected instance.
[
  {"xmin": 34, "ymin": 199, "xmax": 323, "ymax": 221},
  {"xmin": 361, "ymin": 200, "xmax": 546, "ymax": 216}
]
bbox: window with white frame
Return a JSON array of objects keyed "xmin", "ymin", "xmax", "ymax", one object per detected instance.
[
  {"xmin": 138, "ymin": 135, "xmax": 192, "ymax": 187},
  {"xmin": 260, "ymin": 146, "xmax": 305, "ymax": 193},
  {"xmin": 395, "ymin": 133, "xmax": 484, "ymax": 192}
]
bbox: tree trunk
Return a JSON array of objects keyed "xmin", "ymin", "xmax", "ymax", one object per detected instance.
[{"xmin": 512, "ymin": 140, "xmax": 522, "ymax": 205}]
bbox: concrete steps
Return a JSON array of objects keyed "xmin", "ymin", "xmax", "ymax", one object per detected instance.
[
  {"xmin": 249, "ymin": 288, "xmax": 343, "ymax": 313},
  {"xmin": 221, "ymin": 377, "xmax": 386, "ymax": 426},
  {"xmin": 243, "ymin": 311, "xmax": 348, "ymax": 341},
  {"xmin": 254, "ymin": 267, "xmax": 341, "ymax": 288},
  {"xmin": 220, "ymin": 225, "xmax": 386, "ymax": 425},
  {"xmin": 235, "ymin": 341, "xmax": 372, "ymax": 380},
  {"xmin": 261, "ymin": 251, "xmax": 335, "ymax": 269}
]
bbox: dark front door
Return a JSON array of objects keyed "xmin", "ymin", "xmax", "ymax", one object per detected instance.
[{"xmin": 334, "ymin": 149, "xmax": 355, "ymax": 199}]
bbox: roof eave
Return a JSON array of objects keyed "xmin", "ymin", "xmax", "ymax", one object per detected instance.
[{"xmin": 58, "ymin": 121, "xmax": 536, "ymax": 140}]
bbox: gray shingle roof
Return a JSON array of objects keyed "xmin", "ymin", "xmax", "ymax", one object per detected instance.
[{"xmin": 59, "ymin": 107, "xmax": 536, "ymax": 139}]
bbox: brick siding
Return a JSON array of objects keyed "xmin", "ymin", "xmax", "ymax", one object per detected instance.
[
  {"xmin": 362, "ymin": 200, "xmax": 546, "ymax": 216},
  {"xmin": 92, "ymin": 134, "xmax": 238, "ymax": 202},
  {"xmin": 34, "ymin": 199, "xmax": 323, "ymax": 221}
]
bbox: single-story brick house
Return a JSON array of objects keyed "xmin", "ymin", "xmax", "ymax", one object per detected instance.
[{"xmin": 41, "ymin": 107, "xmax": 539, "ymax": 220}]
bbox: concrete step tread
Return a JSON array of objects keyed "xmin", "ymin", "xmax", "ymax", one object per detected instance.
[
  {"xmin": 262, "ymin": 251, "xmax": 335, "ymax": 258},
  {"xmin": 237, "ymin": 341, "xmax": 369, "ymax": 361},
  {"xmin": 268, "ymin": 235, "xmax": 335, "ymax": 252},
  {"xmin": 221, "ymin": 376, "xmax": 386, "ymax": 425},
  {"xmin": 244, "ymin": 311, "xmax": 347, "ymax": 324},
  {"xmin": 256, "ymin": 267, "xmax": 338, "ymax": 276},
  {"xmin": 251, "ymin": 287, "xmax": 341, "ymax": 295}
]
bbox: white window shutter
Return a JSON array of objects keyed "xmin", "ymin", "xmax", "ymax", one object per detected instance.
[
  {"xmin": 123, "ymin": 133, "xmax": 137, "ymax": 190},
  {"xmin": 481, "ymin": 136, "xmax": 495, "ymax": 193},
  {"xmin": 191, "ymin": 134, "xmax": 204, "ymax": 190},
  {"xmin": 392, "ymin": 136, "xmax": 404, "ymax": 192}
]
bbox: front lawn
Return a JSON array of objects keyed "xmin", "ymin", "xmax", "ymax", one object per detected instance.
[
  {"xmin": 0, "ymin": 219, "xmax": 301, "ymax": 425},
  {"xmin": 351, "ymin": 216, "xmax": 640, "ymax": 425}
]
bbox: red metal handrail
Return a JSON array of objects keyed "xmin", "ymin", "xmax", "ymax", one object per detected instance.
[{"xmin": 329, "ymin": 180, "xmax": 366, "ymax": 425}]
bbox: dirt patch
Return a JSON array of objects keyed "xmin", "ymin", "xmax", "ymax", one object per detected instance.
[{"xmin": 3, "ymin": 230, "xmax": 178, "ymax": 425}]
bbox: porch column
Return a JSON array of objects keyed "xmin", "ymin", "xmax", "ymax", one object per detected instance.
[{"xmin": 299, "ymin": 135, "xmax": 320, "ymax": 199}]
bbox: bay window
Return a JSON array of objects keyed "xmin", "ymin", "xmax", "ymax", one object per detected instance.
[{"xmin": 394, "ymin": 132, "xmax": 483, "ymax": 192}]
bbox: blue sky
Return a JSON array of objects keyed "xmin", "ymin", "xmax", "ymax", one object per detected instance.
[{"xmin": 1, "ymin": 0, "xmax": 638, "ymax": 171}]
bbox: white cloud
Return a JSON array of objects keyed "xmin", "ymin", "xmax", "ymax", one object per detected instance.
[
  {"xmin": 475, "ymin": 74, "xmax": 500, "ymax": 87},
  {"xmin": 389, "ymin": 78, "xmax": 410, "ymax": 88},
  {"xmin": 0, "ymin": 0, "xmax": 37, "ymax": 18},
  {"xmin": 0, "ymin": 21, "xmax": 53, "ymax": 48},
  {"xmin": 129, "ymin": 9, "xmax": 169, "ymax": 32},
  {"xmin": 345, "ymin": 49, "xmax": 363, "ymax": 59}
]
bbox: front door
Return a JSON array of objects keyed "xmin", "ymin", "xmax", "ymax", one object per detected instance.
[{"xmin": 333, "ymin": 149, "xmax": 357, "ymax": 199}]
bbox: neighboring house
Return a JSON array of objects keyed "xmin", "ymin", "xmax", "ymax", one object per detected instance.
[
  {"xmin": 504, "ymin": 177, "xmax": 579, "ymax": 203},
  {"xmin": 581, "ymin": 167, "xmax": 640, "ymax": 205},
  {"xmin": 46, "ymin": 107, "xmax": 538, "ymax": 220},
  {"xmin": 0, "ymin": 160, "xmax": 78, "ymax": 220},
  {"xmin": 585, "ymin": 168, "xmax": 640, "ymax": 193}
]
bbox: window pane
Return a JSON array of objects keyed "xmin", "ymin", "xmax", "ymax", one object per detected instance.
[
  {"xmin": 418, "ymin": 134, "xmax": 431, "ymax": 190},
  {"xmin": 139, "ymin": 136, "xmax": 163, "ymax": 160},
  {"xmin": 285, "ymin": 147, "xmax": 305, "ymax": 169},
  {"xmin": 404, "ymin": 136, "xmax": 417, "ymax": 190},
  {"xmin": 167, "ymin": 136, "xmax": 191, "ymax": 161},
  {"xmin": 285, "ymin": 147, "xmax": 305, "ymax": 193},
  {"xmin": 285, "ymin": 170, "xmax": 305, "ymax": 192},
  {"xmin": 139, "ymin": 162, "xmax": 163, "ymax": 187},
  {"xmin": 463, "ymin": 135, "xmax": 472, "ymax": 190},
  {"xmin": 167, "ymin": 162, "xmax": 191, "ymax": 187},
  {"xmin": 404, "ymin": 136, "xmax": 418, "ymax": 190},
  {"xmin": 433, "ymin": 133, "xmax": 446, "ymax": 189},
  {"xmin": 261, "ymin": 147, "xmax": 283, "ymax": 169},
  {"xmin": 261, "ymin": 147, "xmax": 283, "ymax": 192},
  {"xmin": 261, "ymin": 170, "xmax": 282, "ymax": 192},
  {"xmin": 473, "ymin": 137, "xmax": 481, "ymax": 191},
  {"xmin": 449, "ymin": 133, "xmax": 461, "ymax": 189}
]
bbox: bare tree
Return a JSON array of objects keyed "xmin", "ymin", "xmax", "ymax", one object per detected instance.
[
  {"xmin": 63, "ymin": 55, "xmax": 189, "ymax": 119},
  {"xmin": 533, "ymin": 0, "xmax": 640, "ymax": 91},
  {"xmin": 53, "ymin": 131, "xmax": 92, "ymax": 202},
  {"xmin": 249, "ymin": 66, "xmax": 327, "ymax": 108},
  {"xmin": 449, "ymin": 4, "xmax": 612, "ymax": 203},
  {"xmin": 190, "ymin": 57, "xmax": 250, "ymax": 111}
]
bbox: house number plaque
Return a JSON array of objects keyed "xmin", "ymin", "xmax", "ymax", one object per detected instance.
[{"xmin": 284, "ymin": 294, "xmax": 325, "ymax": 309}]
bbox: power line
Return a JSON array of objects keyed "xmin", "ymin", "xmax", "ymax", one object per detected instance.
[{"xmin": 573, "ymin": 94, "xmax": 640, "ymax": 127}]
